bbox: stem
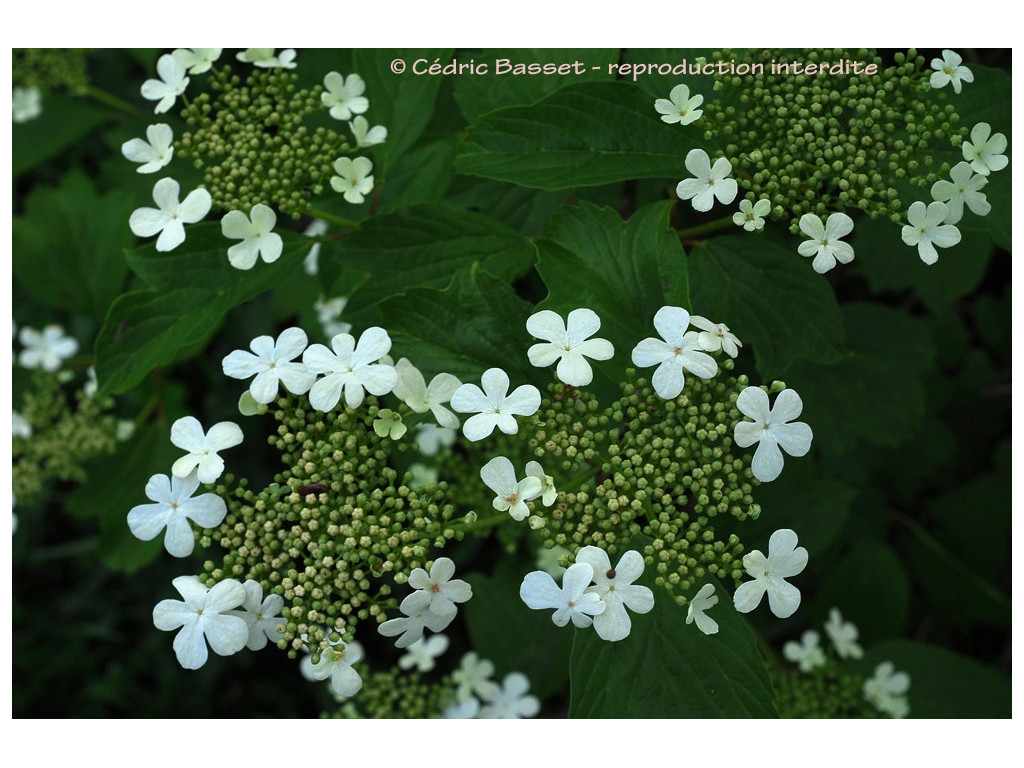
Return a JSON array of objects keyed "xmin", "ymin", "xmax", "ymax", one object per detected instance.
[
  {"xmin": 306, "ymin": 207, "xmax": 361, "ymax": 231},
  {"xmin": 676, "ymin": 215, "xmax": 735, "ymax": 240},
  {"xmin": 83, "ymin": 85, "xmax": 149, "ymax": 119}
]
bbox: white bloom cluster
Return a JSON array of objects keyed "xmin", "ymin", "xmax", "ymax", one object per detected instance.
[{"xmin": 321, "ymin": 72, "xmax": 387, "ymax": 204}]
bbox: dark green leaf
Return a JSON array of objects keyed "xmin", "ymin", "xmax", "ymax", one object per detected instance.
[
  {"xmin": 688, "ymin": 235, "xmax": 847, "ymax": 378},
  {"xmin": 13, "ymin": 93, "xmax": 113, "ymax": 177},
  {"xmin": 815, "ymin": 543, "xmax": 910, "ymax": 644},
  {"xmin": 456, "ymin": 81, "xmax": 699, "ymax": 190}
]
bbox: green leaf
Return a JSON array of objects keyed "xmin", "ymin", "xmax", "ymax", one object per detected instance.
[
  {"xmin": 13, "ymin": 171, "xmax": 135, "ymax": 320},
  {"xmin": 688, "ymin": 235, "xmax": 847, "ymax": 378},
  {"xmin": 456, "ymin": 80, "xmax": 699, "ymax": 190},
  {"xmin": 451, "ymin": 49, "xmax": 620, "ymax": 123},
  {"xmin": 376, "ymin": 136, "xmax": 458, "ymax": 214},
  {"xmin": 463, "ymin": 557, "xmax": 573, "ymax": 701},
  {"xmin": 855, "ymin": 640, "xmax": 1010, "ymax": 718},
  {"xmin": 785, "ymin": 302, "xmax": 935, "ymax": 457},
  {"xmin": 323, "ymin": 205, "xmax": 534, "ymax": 315},
  {"xmin": 379, "ymin": 264, "xmax": 537, "ymax": 383},
  {"xmin": 12, "ymin": 93, "xmax": 113, "ymax": 177},
  {"xmin": 94, "ymin": 224, "xmax": 310, "ymax": 396},
  {"xmin": 569, "ymin": 577, "xmax": 777, "ymax": 717},
  {"xmin": 533, "ymin": 201, "xmax": 689, "ymax": 390},
  {"xmin": 351, "ymin": 49, "xmax": 450, "ymax": 175}
]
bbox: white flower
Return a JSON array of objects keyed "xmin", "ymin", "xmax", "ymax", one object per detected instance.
[
  {"xmin": 519, "ymin": 562, "xmax": 606, "ymax": 628},
  {"xmin": 152, "ymin": 576, "xmax": 248, "ymax": 669},
  {"xmin": 798, "ymin": 212, "xmax": 855, "ymax": 273},
  {"xmin": 140, "ymin": 53, "xmax": 189, "ymax": 114},
  {"xmin": 302, "ymin": 219, "xmax": 329, "ymax": 275},
  {"xmin": 227, "ymin": 580, "xmax": 285, "ymax": 651},
  {"xmin": 864, "ymin": 661, "xmax": 911, "ymax": 718},
  {"xmin": 929, "ymin": 49, "xmax": 973, "ymax": 95},
  {"xmin": 314, "ymin": 295, "xmax": 352, "ymax": 338},
  {"xmin": 322, "ymin": 72, "xmax": 369, "ymax": 120},
  {"xmin": 654, "ymin": 83, "xmax": 703, "ymax": 125},
  {"xmin": 415, "ymin": 423, "xmax": 457, "ymax": 456},
  {"xmin": 12, "ymin": 86, "xmax": 42, "ymax": 123},
  {"xmin": 349, "ymin": 116, "xmax": 387, "ymax": 148},
  {"xmin": 525, "ymin": 460, "xmax": 557, "ymax": 506},
  {"xmin": 127, "ymin": 471, "xmax": 227, "ymax": 557},
  {"xmin": 675, "ymin": 148, "xmax": 738, "ymax": 212},
  {"xmin": 83, "ymin": 366, "xmax": 98, "ymax": 398},
  {"xmin": 733, "ymin": 528, "xmax": 808, "ymax": 619},
  {"xmin": 170, "ymin": 416, "xmax": 244, "ymax": 484},
  {"xmin": 930, "ymin": 162, "xmax": 991, "ymax": 224},
  {"xmin": 479, "ymin": 672, "xmax": 540, "ymax": 719},
  {"xmin": 302, "ymin": 327, "xmax": 398, "ymax": 411},
  {"xmin": 172, "ymin": 48, "xmax": 222, "ymax": 75},
  {"xmin": 442, "ymin": 696, "xmax": 480, "ymax": 718},
  {"xmin": 686, "ymin": 583, "xmax": 719, "ymax": 635},
  {"xmin": 689, "ymin": 315, "xmax": 741, "ymax": 358},
  {"xmin": 783, "ymin": 630, "xmax": 826, "ymax": 672},
  {"xmin": 631, "ymin": 306, "xmax": 718, "ymax": 400},
  {"xmin": 373, "ymin": 409, "xmax": 406, "ymax": 439},
  {"xmin": 221, "ymin": 204, "xmax": 283, "ymax": 270},
  {"xmin": 733, "ymin": 198, "xmax": 771, "ymax": 231},
  {"xmin": 824, "ymin": 607, "xmax": 863, "ymax": 660},
  {"xmin": 901, "ymin": 201, "xmax": 962, "ymax": 265},
  {"xmin": 450, "ymin": 368, "xmax": 541, "ymax": 442},
  {"xmin": 18, "ymin": 325, "xmax": 78, "ymax": 372},
  {"xmin": 237, "ymin": 48, "xmax": 296, "ymax": 69},
  {"xmin": 129, "ymin": 177, "xmax": 211, "ymax": 252},
  {"xmin": 330, "ymin": 157, "xmax": 374, "ymax": 204},
  {"xmin": 393, "ymin": 358, "xmax": 461, "ymax": 429},
  {"xmin": 13, "ymin": 411, "xmax": 32, "ymax": 439},
  {"xmin": 734, "ymin": 387, "xmax": 813, "ymax": 482},
  {"xmin": 398, "ymin": 634, "xmax": 449, "ymax": 672},
  {"xmin": 575, "ymin": 546, "xmax": 654, "ymax": 642},
  {"xmin": 378, "ymin": 603, "xmax": 452, "ymax": 649},
  {"xmin": 480, "ymin": 456, "xmax": 543, "ymax": 522},
  {"xmin": 116, "ymin": 420, "xmax": 136, "ymax": 441},
  {"xmin": 306, "ymin": 638, "xmax": 364, "ymax": 698},
  {"xmin": 452, "ymin": 651, "xmax": 500, "ymax": 701},
  {"xmin": 401, "ymin": 557, "xmax": 473, "ymax": 620},
  {"xmin": 961, "ymin": 122, "xmax": 1008, "ymax": 176},
  {"xmin": 526, "ymin": 308, "xmax": 614, "ymax": 387},
  {"xmin": 222, "ymin": 327, "xmax": 315, "ymax": 404}
]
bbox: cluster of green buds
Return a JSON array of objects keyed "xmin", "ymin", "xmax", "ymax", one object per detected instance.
[
  {"xmin": 702, "ymin": 48, "xmax": 965, "ymax": 231},
  {"xmin": 177, "ymin": 67, "xmax": 348, "ymax": 218},
  {"xmin": 324, "ymin": 669, "xmax": 454, "ymax": 718},
  {"xmin": 772, "ymin": 660, "xmax": 881, "ymax": 718},
  {"xmin": 12, "ymin": 48, "xmax": 89, "ymax": 94},
  {"xmin": 199, "ymin": 394, "xmax": 463, "ymax": 658}
]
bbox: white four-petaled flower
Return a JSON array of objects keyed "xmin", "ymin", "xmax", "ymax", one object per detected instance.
[
  {"xmin": 519, "ymin": 562, "xmax": 606, "ymax": 628},
  {"xmin": 654, "ymin": 83, "xmax": 704, "ymax": 126},
  {"xmin": 152, "ymin": 576, "xmax": 248, "ymax": 669},
  {"xmin": 349, "ymin": 116, "xmax": 387, "ymax": 148},
  {"xmin": 322, "ymin": 72, "xmax": 369, "ymax": 120},
  {"xmin": 170, "ymin": 416, "xmax": 244, "ymax": 484},
  {"xmin": 733, "ymin": 528, "xmax": 808, "ymax": 619},
  {"xmin": 930, "ymin": 161, "xmax": 991, "ymax": 224},
  {"xmin": 864, "ymin": 661, "xmax": 911, "ymax": 718},
  {"xmin": 689, "ymin": 315, "xmax": 742, "ymax": 358},
  {"xmin": 798, "ymin": 212, "xmax": 855, "ymax": 273},
  {"xmin": 631, "ymin": 306, "xmax": 718, "ymax": 400},
  {"xmin": 227, "ymin": 579, "xmax": 285, "ymax": 651},
  {"xmin": 127, "ymin": 471, "xmax": 227, "ymax": 557},
  {"xmin": 330, "ymin": 157, "xmax": 374, "ymax": 204},
  {"xmin": 575, "ymin": 546, "xmax": 654, "ymax": 642},
  {"xmin": 525, "ymin": 460, "xmax": 557, "ymax": 506},
  {"xmin": 121, "ymin": 123, "xmax": 175, "ymax": 174},
  {"xmin": 172, "ymin": 48, "xmax": 222, "ymax": 75},
  {"xmin": 18, "ymin": 325, "xmax": 78, "ymax": 372},
  {"xmin": 686, "ymin": 583, "xmax": 720, "ymax": 635},
  {"xmin": 398, "ymin": 634, "xmax": 449, "ymax": 673},
  {"xmin": 222, "ymin": 327, "xmax": 316, "ymax": 404},
  {"xmin": 392, "ymin": 358, "xmax": 461, "ymax": 429},
  {"xmin": 13, "ymin": 86, "xmax": 42, "ymax": 123},
  {"xmin": 929, "ymin": 49, "xmax": 973, "ymax": 95},
  {"xmin": 526, "ymin": 308, "xmax": 614, "ymax": 387},
  {"xmin": 451, "ymin": 651, "xmax": 500, "ymax": 701},
  {"xmin": 783, "ymin": 629, "xmax": 826, "ymax": 672},
  {"xmin": 402, "ymin": 557, "xmax": 473, "ymax": 621},
  {"xmin": 141, "ymin": 53, "xmax": 189, "ymax": 114},
  {"xmin": 450, "ymin": 368, "xmax": 541, "ymax": 442},
  {"xmin": 378, "ymin": 601, "xmax": 452, "ymax": 649},
  {"xmin": 733, "ymin": 198, "xmax": 771, "ymax": 231},
  {"xmin": 129, "ymin": 178, "xmax": 212, "ymax": 252},
  {"xmin": 305, "ymin": 638, "xmax": 364, "ymax": 698},
  {"xmin": 236, "ymin": 48, "xmax": 296, "ymax": 69},
  {"xmin": 676, "ymin": 148, "xmax": 738, "ymax": 212},
  {"xmin": 221, "ymin": 204, "xmax": 284, "ymax": 270},
  {"xmin": 480, "ymin": 456, "xmax": 543, "ymax": 522},
  {"xmin": 302, "ymin": 327, "xmax": 398, "ymax": 411},
  {"xmin": 734, "ymin": 386, "xmax": 813, "ymax": 482},
  {"xmin": 901, "ymin": 201, "xmax": 962, "ymax": 265},
  {"xmin": 961, "ymin": 122, "xmax": 1008, "ymax": 176},
  {"xmin": 824, "ymin": 607, "xmax": 864, "ymax": 660},
  {"xmin": 478, "ymin": 672, "xmax": 540, "ymax": 719}
]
